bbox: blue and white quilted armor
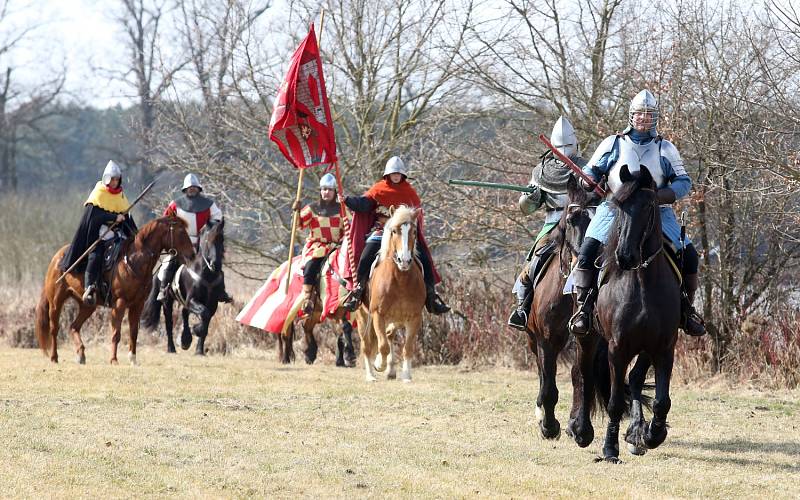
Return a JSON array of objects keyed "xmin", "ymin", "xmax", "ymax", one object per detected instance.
[{"xmin": 583, "ymin": 130, "xmax": 691, "ymax": 249}]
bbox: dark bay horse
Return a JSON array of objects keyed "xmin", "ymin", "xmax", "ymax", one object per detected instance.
[
  {"xmin": 141, "ymin": 220, "xmax": 225, "ymax": 356},
  {"xmin": 277, "ymin": 303, "xmax": 356, "ymax": 367},
  {"xmin": 595, "ymin": 165, "xmax": 680, "ymax": 463},
  {"xmin": 525, "ymin": 175, "xmax": 593, "ymax": 440},
  {"xmin": 35, "ymin": 216, "xmax": 195, "ymax": 364}
]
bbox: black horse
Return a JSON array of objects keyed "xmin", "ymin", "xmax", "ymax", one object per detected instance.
[
  {"xmin": 594, "ymin": 165, "xmax": 680, "ymax": 463},
  {"xmin": 141, "ymin": 220, "xmax": 226, "ymax": 355}
]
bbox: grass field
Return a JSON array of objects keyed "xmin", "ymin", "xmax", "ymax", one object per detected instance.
[{"xmin": 0, "ymin": 344, "xmax": 798, "ymax": 498}]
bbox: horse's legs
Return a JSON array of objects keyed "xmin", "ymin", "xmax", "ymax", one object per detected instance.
[
  {"xmin": 180, "ymin": 308, "xmax": 192, "ymax": 350},
  {"xmin": 535, "ymin": 337, "xmax": 562, "ymax": 440},
  {"xmin": 624, "ymin": 353, "xmax": 652, "ymax": 455},
  {"xmin": 109, "ymin": 304, "xmax": 125, "ymax": 364},
  {"xmin": 567, "ymin": 333, "xmax": 598, "ymax": 448},
  {"xmin": 372, "ymin": 314, "xmax": 390, "ymax": 373},
  {"xmin": 302, "ymin": 317, "xmax": 318, "ymax": 365},
  {"xmin": 386, "ymin": 335, "xmax": 397, "ymax": 380},
  {"xmin": 644, "ymin": 351, "xmax": 674, "ymax": 449},
  {"xmin": 45, "ymin": 296, "xmax": 65, "ymax": 363},
  {"xmin": 356, "ymin": 311, "xmax": 377, "ymax": 382},
  {"xmin": 601, "ymin": 349, "xmax": 629, "ymax": 463},
  {"xmin": 400, "ymin": 316, "xmax": 421, "ymax": 383},
  {"xmin": 194, "ymin": 303, "xmax": 215, "ymax": 356},
  {"xmin": 164, "ymin": 298, "xmax": 176, "ymax": 353},
  {"xmin": 68, "ymin": 304, "xmax": 95, "ymax": 364},
  {"xmin": 127, "ymin": 302, "xmax": 143, "ymax": 366},
  {"xmin": 277, "ymin": 324, "xmax": 295, "ymax": 364}
]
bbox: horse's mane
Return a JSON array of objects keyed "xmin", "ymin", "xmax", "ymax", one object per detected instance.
[
  {"xmin": 134, "ymin": 216, "xmax": 188, "ymax": 245},
  {"xmin": 551, "ymin": 174, "xmax": 592, "ymax": 248},
  {"xmin": 379, "ymin": 205, "xmax": 418, "ymax": 261}
]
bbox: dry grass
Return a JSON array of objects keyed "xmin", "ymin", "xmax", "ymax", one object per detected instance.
[{"xmin": 0, "ymin": 345, "xmax": 798, "ymax": 498}]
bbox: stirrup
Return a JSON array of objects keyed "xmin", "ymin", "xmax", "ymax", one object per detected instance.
[
  {"xmin": 507, "ymin": 308, "xmax": 528, "ymax": 331},
  {"xmin": 342, "ymin": 285, "xmax": 364, "ymax": 312},
  {"xmin": 682, "ymin": 310, "xmax": 706, "ymax": 337},
  {"xmin": 426, "ymin": 292, "xmax": 450, "ymax": 315},
  {"xmin": 568, "ymin": 310, "xmax": 591, "ymax": 336},
  {"xmin": 156, "ymin": 287, "xmax": 169, "ymax": 302},
  {"xmin": 82, "ymin": 285, "xmax": 97, "ymax": 306}
]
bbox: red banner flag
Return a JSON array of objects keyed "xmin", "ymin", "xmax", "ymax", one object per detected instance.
[{"xmin": 269, "ymin": 24, "xmax": 337, "ymax": 168}]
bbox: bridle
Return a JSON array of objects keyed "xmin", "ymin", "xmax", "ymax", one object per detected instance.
[
  {"xmin": 391, "ymin": 221, "xmax": 417, "ymax": 271},
  {"xmin": 557, "ymin": 203, "xmax": 589, "ymax": 279},
  {"xmin": 615, "ymin": 188, "xmax": 662, "ymax": 270}
]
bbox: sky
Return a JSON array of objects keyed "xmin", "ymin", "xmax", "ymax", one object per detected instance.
[{"xmin": 2, "ymin": 0, "xmax": 132, "ymax": 106}]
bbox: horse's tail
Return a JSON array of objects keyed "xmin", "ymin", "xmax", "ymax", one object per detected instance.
[
  {"xmin": 592, "ymin": 338, "xmax": 654, "ymax": 417},
  {"xmin": 140, "ymin": 275, "xmax": 162, "ymax": 332},
  {"xmin": 35, "ymin": 287, "xmax": 51, "ymax": 353}
]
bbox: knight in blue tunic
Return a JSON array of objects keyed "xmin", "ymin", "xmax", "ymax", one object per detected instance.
[{"xmin": 569, "ymin": 90, "xmax": 705, "ymax": 337}]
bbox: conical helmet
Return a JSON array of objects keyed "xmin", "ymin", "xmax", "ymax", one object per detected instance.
[
  {"xmin": 102, "ymin": 160, "xmax": 122, "ymax": 185},
  {"xmin": 626, "ymin": 89, "xmax": 659, "ymax": 136},
  {"xmin": 182, "ymin": 173, "xmax": 203, "ymax": 192},
  {"xmin": 550, "ymin": 116, "xmax": 578, "ymax": 158}
]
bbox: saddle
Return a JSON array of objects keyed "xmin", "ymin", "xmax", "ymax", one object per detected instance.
[
  {"xmin": 96, "ymin": 237, "xmax": 127, "ymax": 307},
  {"xmin": 529, "ymin": 240, "xmax": 558, "ymax": 291}
]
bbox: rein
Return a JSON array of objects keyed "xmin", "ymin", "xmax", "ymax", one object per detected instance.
[{"xmin": 615, "ymin": 188, "xmax": 662, "ymax": 271}]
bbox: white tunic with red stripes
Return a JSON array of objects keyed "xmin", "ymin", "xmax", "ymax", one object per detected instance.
[{"xmin": 164, "ymin": 200, "xmax": 222, "ymax": 246}]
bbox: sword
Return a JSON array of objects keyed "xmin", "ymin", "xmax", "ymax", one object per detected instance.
[
  {"xmin": 56, "ymin": 179, "xmax": 158, "ymax": 283},
  {"xmin": 538, "ymin": 134, "xmax": 607, "ymax": 198}
]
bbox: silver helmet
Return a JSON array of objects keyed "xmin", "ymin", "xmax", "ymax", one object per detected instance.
[
  {"xmin": 182, "ymin": 173, "xmax": 203, "ymax": 192},
  {"xmin": 102, "ymin": 160, "xmax": 122, "ymax": 185},
  {"xmin": 550, "ymin": 116, "xmax": 579, "ymax": 158},
  {"xmin": 319, "ymin": 173, "xmax": 337, "ymax": 190},
  {"xmin": 626, "ymin": 89, "xmax": 659, "ymax": 136},
  {"xmin": 383, "ymin": 156, "xmax": 409, "ymax": 177}
]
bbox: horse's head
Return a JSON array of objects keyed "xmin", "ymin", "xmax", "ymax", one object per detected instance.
[
  {"xmin": 198, "ymin": 219, "xmax": 225, "ymax": 272},
  {"xmin": 380, "ymin": 205, "xmax": 419, "ymax": 272},
  {"xmin": 611, "ymin": 164, "xmax": 659, "ymax": 270},
  {"xmin": 160, "ymin": 215, "xmax": 196, "ymax": 264},
  {"xmin": 562, "ymin": 174, "xmax": 594, "ymax": 255}
]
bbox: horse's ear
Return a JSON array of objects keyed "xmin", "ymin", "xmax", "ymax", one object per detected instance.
[
  {"xmin": 389, "ymin": 205, "xmax": 396, "ymax": 217},
  {"xmin": 619, "ymin": 164, "xmax": 633, "ymax": 183},
  {"xmin": 638, "ymin": 165, "xmax": 655, "ymax": 188}
]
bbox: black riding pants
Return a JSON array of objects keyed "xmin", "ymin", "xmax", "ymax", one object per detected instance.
[
  {"xmin": 85, "ymin": 241, "xmax": 108, "ymax": 286},
  {"xmin": 303, "ymin": 256, "xmax": 326, "ymax": 286}
]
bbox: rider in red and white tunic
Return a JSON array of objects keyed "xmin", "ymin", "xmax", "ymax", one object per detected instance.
[{"xmin": 157, "ymin": 173, "xmax": 232, "ymax": 303}]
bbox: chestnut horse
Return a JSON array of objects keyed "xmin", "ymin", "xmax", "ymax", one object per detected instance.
[
  {"xmin": 35, "ymin": 216, "xmax": 195, "ymax": 365},
  {"xmin": 595, "ymin": 165, "xmax": 680, "ymax": 463},
  {"xmin": 526, "ymin": 175, "xmax": 594, "ymax": 441},
  {"xmin": 354, "ymin": 205, "xmax": 425, "ymax": 382}
]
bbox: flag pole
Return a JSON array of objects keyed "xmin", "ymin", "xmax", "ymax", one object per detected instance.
[{"xmin": 284, "ymin": 9, "xmax": 326, "ymax": 294}]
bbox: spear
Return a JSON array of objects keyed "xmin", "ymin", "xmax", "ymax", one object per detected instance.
[
  {"xmin": 448, "ymin": 179, "xmax": 536, "ymax": 193},
  {"xmin": 538, "ymin": 134, "xmax": 607, "ymax": 197},
  {"xmin": 56, "ymin": 179, "xmax": 157, "ymax": 283}
]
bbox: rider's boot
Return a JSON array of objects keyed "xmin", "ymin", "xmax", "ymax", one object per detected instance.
[
  {"xmin": 569, "ymin": 267, "xmax": 598, "ymax": 336},
  {"xmin": 82, "ymin": 252, "xmax": 102, "ymax": 306},
  {"xmin": 425, "ymin": 283, "xmax": 451, "ymax": 315},
  {"xmin": 157, "ymin": 258, "xmax": 179, "ymax": 303},
  {"xmin": 681, "ymin": 273, "xmax": 706, "ymax": 336},
  {"xmin": 300, "ymin": 284, "xmax": 315, "ymax": 315},
  {"xmin": 508, "ymin": 272, "xmax": 533, "ymax": 331},
  {"xmin": 342, "ymin": 278, "xmax": 366, "ymax": 312}
]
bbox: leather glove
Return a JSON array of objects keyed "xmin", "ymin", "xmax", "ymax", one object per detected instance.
[{"xmin": 656, "ymin": 188, "xmax": 676, "ymax": 204}]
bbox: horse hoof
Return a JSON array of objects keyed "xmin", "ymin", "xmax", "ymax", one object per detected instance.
[
  {"xmin": 387, "ymin": 372, "xmax": 397, "ymax": 380},
  {"xmin": 535, "ymin": 405, "xmax": 544, "ymax": 424},
  {"xmin": 128, "ymin": 353, "xmax": 138, "ymax": 366},
  {"xmin": 365, "ymin": 376, "xmax": 377, "ymax": 383},
  {"xmin": 605, "ymin": 456, "xmax": 623, "ymax": 464},
  {"xmin": 627, "ymin": 443, "xmax": 647, "ymax": 456},
  {"xmin": 110, "ymin": 359, "xmax": 118, "ymax": 365},
  {"xmin": 167, "ymin": 346, "xmax": 176, "ymax": 354},
  {"xmin": 539, "ymin": 421, "xmax": 561, "ymax": 441},
  {"xmin": 76, "ymin": 353, "xmax": 86, "ymax": 365},
  {"xmin": 645, "ymin": 421, "xmax": 669, "ymax": 449},
  {"xmin": 195, "ymin": 350, "xmax": 206, "ymax": 357},
  {"xmin": 400, "ymin": 376, "xmax": 412, "ymax": 383}
]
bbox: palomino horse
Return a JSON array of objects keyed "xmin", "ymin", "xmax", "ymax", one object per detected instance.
[
  {"xmin": 525, "ymin": 175, "xmax": 593, "ymax": 440},
  {"xmin": 35, "ymin": 216, "xmax": 195, "ymax": 365},
  {"xmin": 354, "ymin": 205, "xmax": 425, "ymax": 382},
  {"xmin": 141, "ymin": 220, "xmax": 226, "ymax": 355},
  {"xmin": 595, "ymin": 165, "xmax": 680, "ymax": 463}
]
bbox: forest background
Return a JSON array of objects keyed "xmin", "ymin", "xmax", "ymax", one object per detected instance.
[{"xmin": 1, "ymin": 0, "xmax": 799, "ymax": 386}]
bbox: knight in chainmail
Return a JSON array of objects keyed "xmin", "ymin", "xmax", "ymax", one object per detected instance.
[{"xmin": 508, "ymin": 116, "xmax": 593, "ymax": 330}]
